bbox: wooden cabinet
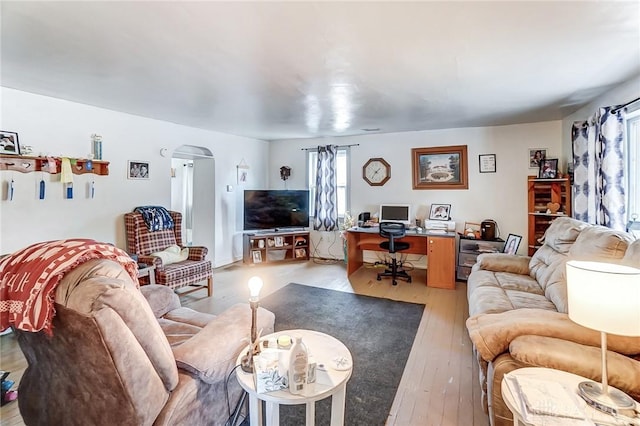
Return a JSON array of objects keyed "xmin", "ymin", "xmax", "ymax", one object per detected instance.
[
  {"xmin": 527, "ymin": 176, "xmax": 571, "ymax": 256},
  {"xmin": 427, "ymin": 235, "xmax": 456, "ymax": 289},
  {"xmin": 456, "ymin": 236, "xmax": 504, "ymax": 281},
  {"xmin": 0, "ymin": 154, "xmax": 109, "ymax": 175},
  {"xmin": 243, "ymin": 231, "xmax": 310, "ymax": 264}
]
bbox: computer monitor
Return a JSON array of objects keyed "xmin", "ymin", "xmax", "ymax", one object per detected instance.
[{"xmin": 379, "ymin": 204, "xmax": 412, "ymax": 225}]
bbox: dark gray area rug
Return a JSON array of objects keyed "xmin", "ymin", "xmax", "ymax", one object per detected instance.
[{"xmin": 257, "ymin": 283, "xmax": 424, "ymax": 426}]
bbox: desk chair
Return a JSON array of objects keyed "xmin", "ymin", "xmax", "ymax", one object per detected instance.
[{"xmin": 377, "ymin": 222, "xmax": 412, "ymax": 285}]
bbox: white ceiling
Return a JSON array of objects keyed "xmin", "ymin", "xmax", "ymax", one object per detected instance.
[{"xmin": 2, "ymin": 1, "xmax": 639, "ymax": 141}]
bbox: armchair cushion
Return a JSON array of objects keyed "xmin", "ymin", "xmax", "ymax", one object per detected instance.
[
  {"xmin": 151, "ymin": 245, "xmax": 189, "ymax": 266},
  {"xmin": 172, "ymin": 304, "xmax": 276, "ymax": 384}
]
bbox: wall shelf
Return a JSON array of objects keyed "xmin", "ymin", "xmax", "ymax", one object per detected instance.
[{"xmin": 0, "ymin": 155, "xmax": 109, "ymax": 176}]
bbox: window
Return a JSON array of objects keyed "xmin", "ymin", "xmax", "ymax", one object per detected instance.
[
  {"xmin": 307, "ymin": 147, "xmax": 350, "ymax": 218},
  {"xmin": 625, "ymin": 107, "xmax": 640, "ymax": 222}
]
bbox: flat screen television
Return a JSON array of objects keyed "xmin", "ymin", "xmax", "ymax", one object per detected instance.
[{"xmin": 243, "ymin": 190, "xmax": 310, "ymax": 230}]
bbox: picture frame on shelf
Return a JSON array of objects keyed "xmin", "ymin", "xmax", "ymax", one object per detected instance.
[
  {"xmin": 252, "ymin": 250, "xmax": 262, "ymax": 263},
  {"xmin": 529, "ymin": 148, "xmax": 547, "ymax": 169},
  {"xmin": 295, "ymin": 248, "xmax": 306, "ymax": 258},
  {"xmin": 429, "ymin": 204, "xmax": 451, "ymax": 221},
  {"xmin": 128, "ymin": 160, "xmax": 150, "ymax": 179},
  {"xmin": 274, "ymin": 236, "xmax": 284, "ymax": 247},
  {"xmin": 411, "ymin": 145, "xmax": 468, "ymax": 190},
  {"xmin": 479, "ymin": 154, "xmax": 496, "ymax": 173},
  {"xmin": 463, "ymin": 222, "xmax": 482, "ymax": 239},
  {"xmin": 503, "ymin": 234, "xmax": 523, "ymax": 255},
  {"xmin": 539, "ymin": 158, "xmax": 558, "ymax": 179},
  {"xmin": 0, "ymin": 131, "xmax": 20, "ymax": 155}
]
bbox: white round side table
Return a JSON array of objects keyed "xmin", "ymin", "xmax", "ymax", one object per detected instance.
[
  {"xmin": 235, "ymin": 329, "xmax": 353, "ymax": 426},
  {"xmin": 501, "ymin": 367, "xmax": 640, "ymax": 426}
]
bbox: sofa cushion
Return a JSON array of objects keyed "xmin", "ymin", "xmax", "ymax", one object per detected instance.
[
  {"xmin": 141, "ymin": 284, "xmax": 182, "ymax": 318},
  {"xmin": 621, "ymin": 238, "xmax": 640, "ymax": 268},
  {"xmin": 55, "ymin": 259, "xmax": 179, "ymax": 392},
  {"xmin": 510, "ymin": 335, "xmax": 640, "ymax": 401},
  {"xmin": 467, "ymin": 270, "xmax": 555, "ymax": 317},
  {"xmin": 172, "ymin": 304, "xmax": 276, "ymax": 384},
  {"xmin": 535, "ymin": 217, "xmax": 587, "ymax": 253},
  {"xmin": 473, "ymin": 253, "xmax": 530, "ymax": 275},
  {"xmin": 568, "ymin": 225, "xmax": 632, "ymax": 261}
]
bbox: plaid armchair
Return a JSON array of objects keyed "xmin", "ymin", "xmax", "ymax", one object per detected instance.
[{"xmin": 124, "ymin": 210, "xmax": 212, "ymax": 297}]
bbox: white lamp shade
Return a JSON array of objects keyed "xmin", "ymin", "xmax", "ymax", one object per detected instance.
[
  {"xmin": 566, "ymin": 260, "xmax": 640, "ymax": 337},
  {"xmin": 248, "ymin": 276, "xmax": 264, "ymax": 299}
]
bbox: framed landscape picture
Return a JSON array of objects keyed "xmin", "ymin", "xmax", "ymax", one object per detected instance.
[{"xmin": 412, "ymin": 145, "xmax": 468, "ymax": 190}]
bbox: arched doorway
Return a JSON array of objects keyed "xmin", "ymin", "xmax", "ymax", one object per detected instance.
[{"xmin": 171, "ymin": 145, "xmax": 215, "ymax": 260}]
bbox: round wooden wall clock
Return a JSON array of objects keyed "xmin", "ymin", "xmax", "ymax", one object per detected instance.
[{"xmin": 362, "ymin": 158, "xmax": 391, "ymax": 186}]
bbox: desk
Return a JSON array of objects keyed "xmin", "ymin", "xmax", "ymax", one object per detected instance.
[{"xmin": 346, "ymin": 227, "xmax": 456, "ymax": 289}]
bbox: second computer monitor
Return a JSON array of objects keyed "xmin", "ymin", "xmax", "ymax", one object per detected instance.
[{"xmin": 379, "ymin": 204, "xmax": 412, "ymax": 225}]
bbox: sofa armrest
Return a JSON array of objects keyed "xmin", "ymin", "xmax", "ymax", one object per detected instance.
[
  {"xmin": 185, "ymin": 246, "xmax": 208, "ymax": 261},
  {"xmin": 140, "ymin": 284, "xmax": 181, "ymax": 318},
  {"xmin": 172, "ymin": 304, "xmax": 275, "ymax": 384},
  {"xmin": 472, "ymin": 253, "xmax": 531, "ymax": 275},
  {"xmin": 509, "ymin": 335, "xmax": 640, "ymax": 400}
]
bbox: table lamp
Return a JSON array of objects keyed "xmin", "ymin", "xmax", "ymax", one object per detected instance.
[
  {"xmin": 240, "ymin": 276, "xmax": 264, "ymax": 373},
  {"xmin": 566, "ymin": 260, "xmax": 640, "ymax": 416}
]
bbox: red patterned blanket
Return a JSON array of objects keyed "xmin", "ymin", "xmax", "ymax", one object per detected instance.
[{"xmin": 0, "ymin": 239, "xmax": 138, "ymax": 334}]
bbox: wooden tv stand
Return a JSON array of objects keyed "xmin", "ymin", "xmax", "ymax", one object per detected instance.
[{"xmin": 243, "ymin": 230, "xmax": 310, "ymax": 264}]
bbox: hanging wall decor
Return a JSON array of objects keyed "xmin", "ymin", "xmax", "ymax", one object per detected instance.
[{"xmin": 237, "ymin": 159, "xmax": 250, "ymax": 184}]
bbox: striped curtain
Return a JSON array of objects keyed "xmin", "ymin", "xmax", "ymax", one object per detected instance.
[
  {"xmin": 571, "ymin": 106, "xmax": 626, "ymax": 231},
  {"xmin": 313, "ymin": 145, "xmax": 338, "ymax": 231}
]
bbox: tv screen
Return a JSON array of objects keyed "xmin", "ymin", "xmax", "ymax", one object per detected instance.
[{"xmin": 244, "ymin": 190, "xmax": 310, "ymax": 230}]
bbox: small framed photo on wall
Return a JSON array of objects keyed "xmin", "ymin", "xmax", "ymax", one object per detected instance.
[
  {"xmin": 529, "ymin": 148, "xmax": 547, "ymax": 169},
  {"xmin": 128, "ymin": 161, "xmax": 150, "ymax": 179},
  {"xmin": 479, "ymin": 154, "xmax": 496, "ymax": 173},
  {"xmin": 0, "ymin": 131, "xmax": 20, "ymax": 155}
]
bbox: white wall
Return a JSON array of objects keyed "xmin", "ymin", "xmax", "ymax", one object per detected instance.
[
  {"xmin": 0, "ymin": 88, "xmax": 269, "ymax": 266},
  {"xmin": 269, "ymin": 121, "xmax": 563, "ymax": 257}
]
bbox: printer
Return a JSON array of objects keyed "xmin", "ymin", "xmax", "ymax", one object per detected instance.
[{"xmin": 423, "ymin": 220, "xmax": 456, "ymax": 231}]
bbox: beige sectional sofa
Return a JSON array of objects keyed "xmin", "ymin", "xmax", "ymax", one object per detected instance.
[{"xmin": 465, "ymin": 217, "xmax": 640, "ymax": 426}]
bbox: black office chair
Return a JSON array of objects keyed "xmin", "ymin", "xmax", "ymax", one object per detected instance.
[{"xmin": 376, "ymin": 222, "xmax": 412, "ymax": 285}]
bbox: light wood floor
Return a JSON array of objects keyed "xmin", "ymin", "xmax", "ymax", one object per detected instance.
[{"xmin": 0, "ymin": 260, "xmax": 489, "ymax": 426}]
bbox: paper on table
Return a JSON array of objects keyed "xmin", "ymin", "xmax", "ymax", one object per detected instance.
[{"xmin": 504, "ymin": 374, "xmax": 595, "ymax": 426}]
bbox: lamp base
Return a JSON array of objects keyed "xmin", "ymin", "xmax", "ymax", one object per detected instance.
[
  {"xmin": 578, "ymin": 381, "xmax": 636, "ymax": 417},
  {"xmin": 240, "ymin": 352, "xmax": 253, "ymax": 373}
]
